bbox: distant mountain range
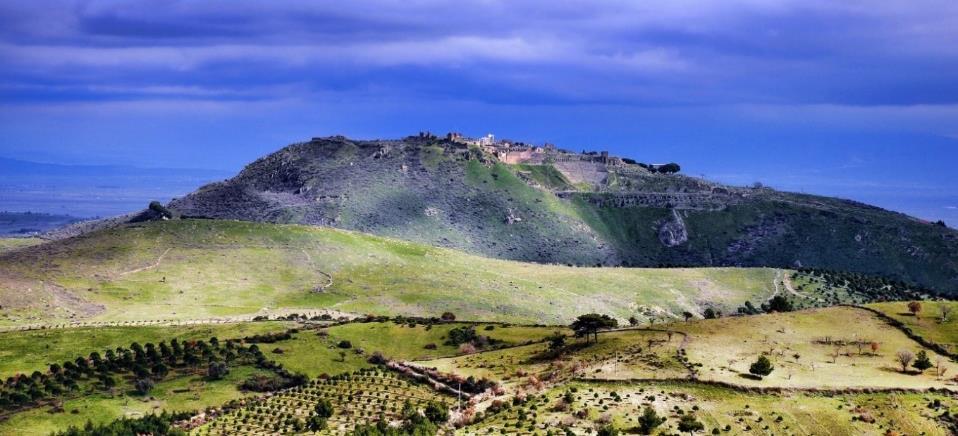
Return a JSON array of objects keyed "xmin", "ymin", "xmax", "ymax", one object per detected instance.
[{"xmin": 166, "ymin": 135, "xmax": 958, "ymax": 294}]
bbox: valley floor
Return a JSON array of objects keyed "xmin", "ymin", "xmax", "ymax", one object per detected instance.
[{"xmin": 1, "ymin": 304, "xmax": 957, "ymax": 435}]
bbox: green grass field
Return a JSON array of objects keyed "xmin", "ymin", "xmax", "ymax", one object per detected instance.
[
  {"xmin": 271, "ymin": 321, "xmax": 562, "ymax": 378},
  {"xmin": 0, "ymin": 219, "xmax": 794, "ymax": 327},
  {"xmin": 869, "ymin": 301, "xmax": 958, "ymax": 349},
  {"xmin": 0, "ymin": 322, "xmax": 291, "ymax": 378}
]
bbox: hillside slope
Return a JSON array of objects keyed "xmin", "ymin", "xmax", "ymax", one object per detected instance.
[
  {"xmin": 169, "ymin": 136, "xmax": 958, "ymax": 293},
  {"xmin": 0, "ymin": 219, "xmax": 789, "ymax": 326}
]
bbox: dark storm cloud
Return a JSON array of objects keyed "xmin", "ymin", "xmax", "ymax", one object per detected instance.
[{"xmin": 1, "ymin": 0, "xmax": 954, "ymax": 107}]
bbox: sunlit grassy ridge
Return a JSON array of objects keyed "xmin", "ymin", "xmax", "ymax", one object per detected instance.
[{"xmin": 0, "ymin": 219, "xmax": 788, "ymax": 326}]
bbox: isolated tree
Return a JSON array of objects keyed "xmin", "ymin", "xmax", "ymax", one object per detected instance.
[
  {"xmin": 628, "ymin": 316, "xmax": 639, "ymax": 327},
  {"xmin": 682, "ymin": 311, "xmax": 694, "ymax": 322},
  {"xmin": 440, "ymin": 312, "xmax": 456, "ymax": 321},
  {"xmin": 908, "ymin": 301, "xmax": 922, "ymax": 319},
  {"xmin": 702, "ymin": 308, "xmax": 719, "ymax": 319},
  {"xmin": 870, "ymin": 342, "xmax": 880, "ymax": 355},
  {"xmin": 314, "ymin": 399, "xmax": 334, "ymax": 418},
  {"xmin": 677, "ymin": 414, "xmax": 705, "ymax": 435},
  {"xmin": 571, "ymin": 314, "xmax": 618, "ymax": 343},
  {"xmin": 763, "ymin": 295, "xmax": 794, "ymax": 313},
  {"xmin": 896, "ymin": 350, "xmax": 915, "ymax": 372},
  {"xmin": 749, "ymin": 356, "xmax": 774, "ymax": 378},
  {"xmin": 207, "ymin": 361, "xmax": 229, "ymax": 380},
  {"xmin": 424, "ymin": 401, "xmax": 449, "ymax": 423},
  {"xmin": 913, "ymin": 350, "xmax": 933, "ymax": 372},
  {"xmin": 637, "ymin": 406, "xmax": 665, "ymax": 434},
  {"xmin": 657, "ymin": 163, "xmax": 681, "ymax": 174},
  {"xmin": 546, "ymin": 331, "xmax": 567, "ymax": 351},
  {"xmin": 306, "ymin": 415, "xmax": 327, "ymax": 431},
  {"xmin": 134, "ymin": 378, "xmax": 154, "ymax": 395}
]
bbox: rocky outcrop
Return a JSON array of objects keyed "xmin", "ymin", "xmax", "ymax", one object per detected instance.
[{"xmin": 658, "ymin": 209, "xmax": 688, "ymax": 247}]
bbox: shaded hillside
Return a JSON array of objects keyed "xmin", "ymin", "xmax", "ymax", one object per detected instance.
[
  {"xmin": 169, "ymin": 136, "xmax": 958, "ymax": 293},
  {"xmin": 0, "ymin": 219, "xmax": 790, "ymax": 326}
]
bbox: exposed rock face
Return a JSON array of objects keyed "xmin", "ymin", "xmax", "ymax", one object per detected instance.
[
  {"xmin": 658, "ymin": 209, "xmax": 688, "ymax": 247},
  {"xmin": 167, "ymin": 136, "xmax": 958, "ymax": 293}
]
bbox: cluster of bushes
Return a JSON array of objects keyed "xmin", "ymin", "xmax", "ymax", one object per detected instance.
[
  {"xmin": 636, "ymin": 162, "xmax": 681, "ymax": 174},
  {"xmin": 237, "ymin": 370, "xmax": 308, "ymax": 392},
  {"xmin": 350, "ymin": 399, "xmax": 446, "ymax": 436},
  {"xmin": 242, "ymin": 330, "xmax": 296, "ymax": 344},
  {"xmin": 795, "ymin": 268, "xmax": 932, "ymax": 301},
  {"xmin": 52, "ymin": 411, "xmax": 193, "ymax": 436},
  {"xmin": 444, "ymin": 325, "xmax": 500, "ymax": 350},
  {"xmin": 737, "ymin": 295, "xmax": 794, "ymax": 315}
]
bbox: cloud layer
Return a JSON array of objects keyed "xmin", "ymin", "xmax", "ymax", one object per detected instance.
[{"xmin": 1, "ymin": 0, "xmax": 956, "ymax": 224}]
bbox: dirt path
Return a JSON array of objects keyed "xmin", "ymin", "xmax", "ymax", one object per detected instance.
[
  {"xmin": 119, "ymin": 247, "xmax": 171, "ymax": 277},
  {"xmin": 301, "ymin": 249, "xmax": 334, "ymax": 291},
  {"xmin": 0, "ymin": 308, "xmax": 360, "ymax": 333}
]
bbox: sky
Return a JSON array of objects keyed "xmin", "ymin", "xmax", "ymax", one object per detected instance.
[{"xmin": 0, "ymin": 0, "xmax": 956, "ymax": 224}]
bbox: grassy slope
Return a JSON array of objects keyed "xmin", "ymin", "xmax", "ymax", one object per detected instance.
[
  {"xmin": 463, "ymin": 380, "xmax": 954, "ymax": 436},
  {"xmin": 272, "ymin": 322, "xmax": 562, "ymax": 378},
  {"xmin": 678, "ymin": 306, "xmax": 956, "ymax": 389},
  {"xmin": 0, "ymin": 219, "xmax": 786, "ymax": 326},
  {"xmin": 0, "ymin": 237, "xmax": 43, "ymax": 254},
  {"xmin": 423, "ymin": 307, "xmax": 958, "ymax": 390},
  {"xmin": 869, "ymin": 301, "xmax": 958, "ymax": 348}
]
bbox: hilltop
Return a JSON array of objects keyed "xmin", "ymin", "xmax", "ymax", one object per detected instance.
[{"xmin": 167, "ymin": 134, "xmax": 958, "ymax": 293}]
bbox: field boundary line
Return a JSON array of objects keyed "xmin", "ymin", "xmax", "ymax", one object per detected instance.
[
  {"xmin": 571, "ymin": 377, "xmax": 958, "ymax": 395},
  {"xmin": 845, "ymin": 304, "xmax": 958, "ymax": 362}
]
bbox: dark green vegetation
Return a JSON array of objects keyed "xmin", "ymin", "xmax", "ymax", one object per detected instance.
[
  {"xmin": 163, "ymin": 136, "xmax": 958, "ymax": 293},
  {"xmin": 52, "ymin": 411, "xmax": 189, "ymax": 436}
]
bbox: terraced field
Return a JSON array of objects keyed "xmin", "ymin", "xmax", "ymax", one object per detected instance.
[
  {"xmin": 194, "ymin": 370, "xmax": 449, "ymax": 435},
  {"xmin": 0, "ymin": 219, "xmax": 799, "ymax": 327}
]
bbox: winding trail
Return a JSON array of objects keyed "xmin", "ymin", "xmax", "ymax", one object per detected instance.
[
  {"xmin": 119, "ymin": 247, "xmax": 171, "ymax": 277},
  {"xmin": 301, "ymin": 248, "xmax": 334, "ymax": 291}
]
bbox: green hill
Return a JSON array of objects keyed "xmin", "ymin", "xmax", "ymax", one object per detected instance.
[
  {"xmin": 1, "ymin": 219, "xmax": 793, "ymax": 327},
  {"xmin": 166, "ymin": 135, "xmax": 958, "ymax": 293}
]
